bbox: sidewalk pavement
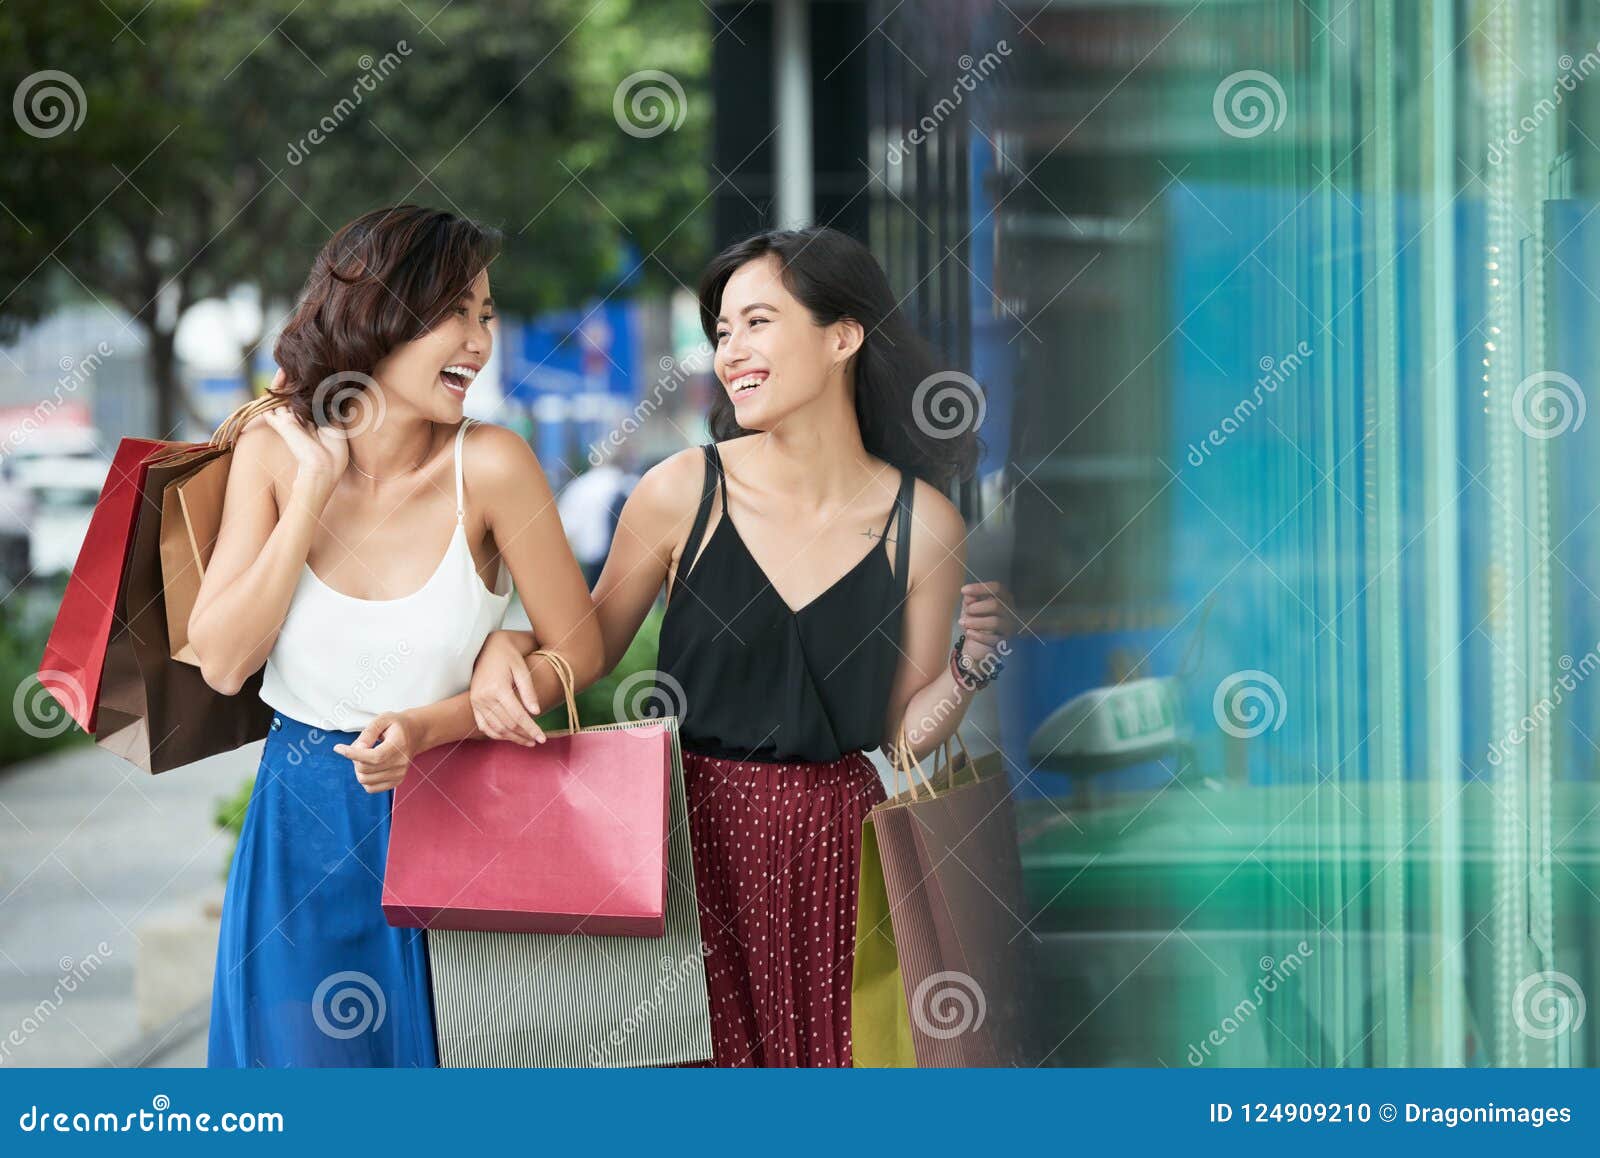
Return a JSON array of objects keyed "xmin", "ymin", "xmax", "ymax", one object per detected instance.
[{"xmin": 0, "ymin": 735, "xmax": 258, "ymax": 1068}]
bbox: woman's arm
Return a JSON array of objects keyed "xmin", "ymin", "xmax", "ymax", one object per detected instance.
[
  {"xmin": 881, "ymin": 482, "xmax": 984, "ymax": 762},
  {"xmin": 188, "ymin": 409, "xmax": 343, "ymax": 695},
  {"xmin": 467, "ymin": 448, "xmax": 704, "ymax": 744}
]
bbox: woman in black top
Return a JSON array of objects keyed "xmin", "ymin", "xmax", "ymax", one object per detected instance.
[{"xmin": 470, "ymin": 227, "xmax": 1013, "ymax": 1066}]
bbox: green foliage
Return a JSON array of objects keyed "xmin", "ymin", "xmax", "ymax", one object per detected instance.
[
  {"xmin": 538, "ymin": 602, "xmax": 663, "ymax": 730},
  {"xmin": 213, "ymin": 774, "xmax": 253, "ymax": 880},
  {"xmin": 0, "ymin": 581, "xmax": 93, "ymax": 768},
  {"xmin": 1, "ymin": 0, "xmax": 711, "ymax": 362}
]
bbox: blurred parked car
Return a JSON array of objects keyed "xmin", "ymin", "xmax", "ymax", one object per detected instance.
[{"xmin": 12, "ymin": 453, "xmax": 108, "ymax": 577}]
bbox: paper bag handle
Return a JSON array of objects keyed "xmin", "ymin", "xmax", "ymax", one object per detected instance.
[
  {"xmin": 210, "ymin": 390, "xmax": 291, "ymax": 449},
  {"xmin": 935, "ymin": 730, "xmax": 974, "ymax": 781},
  {"xmin": 893, "ymin": 726, "xmax": 982, "ymax": 799},
  {"xmin": 529, "ymin": 649, "xmax": 580, "ymax": 731},
  {"xmin": 892, "ymin": 723, "xmax": 938, "ymax": 800}
]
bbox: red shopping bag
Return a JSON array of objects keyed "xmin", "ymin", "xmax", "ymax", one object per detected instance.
[
  {"xmin": 382, "ymin": 650, "xmax": 673, "ymax": 937},
  {"xmin": 37, "ymin": 437, "xmax": 197, "ymax": 733}
]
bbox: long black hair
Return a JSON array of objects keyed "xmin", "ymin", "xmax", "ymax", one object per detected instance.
[{"xmin": 696, "ymin": 227, "xmax": 980, "ymax": 490}]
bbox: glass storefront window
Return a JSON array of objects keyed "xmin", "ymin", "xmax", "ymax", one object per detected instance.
[{"xmin": 869, "ymin": 0, "xmax": 1600, "ymax": 1066}]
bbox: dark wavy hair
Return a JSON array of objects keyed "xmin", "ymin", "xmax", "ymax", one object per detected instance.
[
  {"xmin": 270, "ymin": 205, "xmax": 501, "ymax": 423},
  {"xmin": 696, "ymin": 226, "xmax": 979, "ymax": 490}
]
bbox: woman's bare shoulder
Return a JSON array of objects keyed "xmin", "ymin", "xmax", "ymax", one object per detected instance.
[
  {"xmin": 905, "ymin": 477, "xmax": 966, "ymax": 570},
  {"xmin": 230, "ymin": 412, "xmax": 295, "ymax": 487},
  {"xmin": 631, "ymin": 445, "xmax": 710, "ymax": 518},
  {"xmin": 460, "ymin": 419, "xmax": 552, "ymax": 496}
]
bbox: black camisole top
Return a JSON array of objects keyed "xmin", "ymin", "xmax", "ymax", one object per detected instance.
[{"xmin": 655, "ymin": 442, "xmax": 915, "ymax": 764}]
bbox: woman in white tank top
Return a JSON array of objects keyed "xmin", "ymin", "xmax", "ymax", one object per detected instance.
[{"xmin": 186, "ymin": 206, "xmax": 602, "ymax": 1068}]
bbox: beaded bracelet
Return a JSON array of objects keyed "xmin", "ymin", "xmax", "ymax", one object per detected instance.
[{"xmin": 950, "ymin": 633, "xmax": 1003, "ymax": 691}]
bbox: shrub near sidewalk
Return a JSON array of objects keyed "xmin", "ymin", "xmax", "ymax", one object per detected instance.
[
  {"xmin": 217, "ymin": 606, "xmax": 668, "ymax": 878},
  {"xmin": 3, "ymin": 579, "xmax": 92, "ymax": 769}
]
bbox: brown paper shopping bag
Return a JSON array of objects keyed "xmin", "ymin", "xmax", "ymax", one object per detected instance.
[
  {"xmin": 851, "ymin": 729, "xmax": 1035, "ymax": 1067},
  {"xmin": 161, "ymin": 393, "xmax": 281, "ymax": 666},
  {"xmin": 94, "ymin": 436, "xmax": 276, "ymax": 773}
]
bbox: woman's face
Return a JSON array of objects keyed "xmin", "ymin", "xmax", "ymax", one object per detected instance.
[
  {"xmin": 712, "ymin": 254, "xmax": 854, "ymax": 431},
  {"xmin": 372, "ymin": 268, "xmax": 495, "ymax": 421}
]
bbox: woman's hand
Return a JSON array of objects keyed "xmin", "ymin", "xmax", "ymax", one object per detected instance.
[
  {"xmin": 957, "ymin": 580, "xmax": 1017, "ymax": 673},
  {"xmin": 470, "ymin": 630, "xmax": 547, "ymax": 746},
  {"xmin": 262, "ymin": 383, "xmax": 350, "ymax": 507},
  {"xmin": 334, "ymin": 710, "xmax": 419, "ymax": 793}
]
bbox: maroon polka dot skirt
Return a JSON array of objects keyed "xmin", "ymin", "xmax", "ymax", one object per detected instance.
[{"xmin": 678, "ymin": 749, "xmax": 888, "ymax": 1067}]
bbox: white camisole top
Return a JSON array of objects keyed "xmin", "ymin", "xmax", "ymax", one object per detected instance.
[{"xmin": 258, "ymin": 417, "xmax": 516, "ymax": 732}]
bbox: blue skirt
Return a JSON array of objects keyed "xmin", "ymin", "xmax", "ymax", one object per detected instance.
[{"xmin": 208, "ymin": 710, "xmax": 437, "ymax": 1067}]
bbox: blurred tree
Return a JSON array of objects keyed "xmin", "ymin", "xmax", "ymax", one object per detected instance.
[{"xmin": 1, "ymin": 0, "xmax": 709, "ymax": 433}]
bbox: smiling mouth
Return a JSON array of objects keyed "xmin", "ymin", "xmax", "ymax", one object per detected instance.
[
  {"xmin": 440, "ymin": 364, "xmax": 479, "ymax": 395},
  {"xmin": 731, "ymin": 373, "xmax": 766, "ymax": 399}
]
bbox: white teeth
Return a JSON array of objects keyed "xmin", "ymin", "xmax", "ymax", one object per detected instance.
[
  {"xmin": 442, "ymin": 365, "xmax": 478, "ymax": 380},
  {"xmin": 732, "ymin": 375, "xmax": 763, "ymax": 391}
]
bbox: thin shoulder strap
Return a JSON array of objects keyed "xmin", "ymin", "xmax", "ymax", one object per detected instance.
[
  {"xmin": 706, "ymin": 441, "xmax": 730, "ymax": 510},
  {"xmin": 672, "ymin": 443, "xmax": 721, "ymax": 599},
  {"xmin": 452, "ymin": 419, "xmax": 470, "ymax": 524},
  {"xmin": 890, "ymin": 469, "xmax": 914, "ymax": 594}
]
